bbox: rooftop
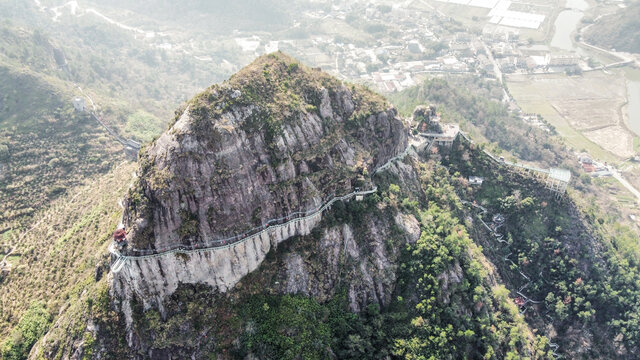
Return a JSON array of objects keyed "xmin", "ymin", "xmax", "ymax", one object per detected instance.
[
  {"xmin": 549, "ymin": 168, "xmax": 572, "ymax": 183},
  {"xmin": 421, "ymin": 123, "xmax": 460, "ymax": 139}
]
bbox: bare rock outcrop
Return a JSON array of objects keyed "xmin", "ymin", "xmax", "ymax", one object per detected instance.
[{"xmin": 113, "ymin": 53, "xmax": 409, "ymax": 318}]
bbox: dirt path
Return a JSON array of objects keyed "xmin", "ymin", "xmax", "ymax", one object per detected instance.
[{"xmin": 0, "ymin": 245, "xmax": 14, "ymax": 270}]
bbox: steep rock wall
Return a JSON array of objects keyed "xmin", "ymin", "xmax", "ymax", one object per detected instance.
[
  {"xmin": 112, "ymin": 211, "xmax": 322, "ymax": 322},
  {"xmin": 113, "ymin": 54, "xmax": 409, "ymax": 319}
]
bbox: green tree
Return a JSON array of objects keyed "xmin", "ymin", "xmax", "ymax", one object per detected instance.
[{"xmin": 1, "ymin": 302, "xmax": 51, "ymax": 360}]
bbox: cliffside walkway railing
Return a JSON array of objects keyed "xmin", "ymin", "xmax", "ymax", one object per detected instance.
[
  {"xmin": 111, "ymin": 187, "xmax": 378, "ymax": 263},
  {"xmin": 109, "ymin": 187, "xmax": 377, "ymax": 271},
  {"xmin": 110, "ymin": 141, "xmax": 418, "ymax": 272},
  {"xmin": 116, "ymin": 130, "xmax": 567, "ymax": 271},
  {"xmin": 458, "ymin": 132, "xmax": 570, "ymax": 198},
  {"xmin": 461, "ymin": 200, "xmax": 543, "ymax": 303},
  {"xmin": 458, "ymin": 132, "xmax": 550, "ymax": 174},
  {"xmin": 374, "ymin": 144, "xmax": 414, "ymax": 174}
]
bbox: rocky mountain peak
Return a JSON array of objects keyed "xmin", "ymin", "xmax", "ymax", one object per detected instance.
[{"xmin": 123, "ymin": 51, "xmax": 407, "ymax": 253}]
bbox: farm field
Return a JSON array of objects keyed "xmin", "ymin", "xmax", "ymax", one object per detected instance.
[
  {"xmin": 425, "ymin": 0, "xmax": 557, "ymax": 42},
  {"xmin": 507, "ymin": 71, "xmax": 632, "ymax": 162}
]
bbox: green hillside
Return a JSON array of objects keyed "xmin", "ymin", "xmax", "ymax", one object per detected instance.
[
  {"xmin": 9, "ymin": 64, "xmax": 637, "ymax": 360},
  {"xmin": 0, "ymin": 65, "xmax": 124, "ymax": 224},
  {"xmin": 0, "ymin": 1, "xmax": 638, "ymax": 355},
  {"xmin": 584, "ymin": 2, "xmax": 640, "ymax": 53}
]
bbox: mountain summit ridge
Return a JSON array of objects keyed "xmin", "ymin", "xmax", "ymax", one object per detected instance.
[
  {"xmin": 115, "ymin": 52, "xmax": 408, "ymax": 316},
  {"xmin": 123, "ymin": 52, "xmax": 406, "ymax": 251}
]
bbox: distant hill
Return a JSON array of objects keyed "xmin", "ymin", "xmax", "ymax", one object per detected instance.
[
  {"xmin": 95, "ymin": 0, "xmax": 293, "ymax": 34},
  {"xmin": 584, "ymin": 3, "xmax": 640, "ymax": 53},
  {"xmin": 0, "ymin": 23, "xmax": 130, "ymax": 225},
  {"xmin": 0, "ymin": 20, "xmax": 176, "ymax": 225}
]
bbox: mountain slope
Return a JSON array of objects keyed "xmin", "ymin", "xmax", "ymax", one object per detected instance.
[
  {"xmin": 583, "ymin": 2, "xmax": 640, "ymax": 54},
  {"xmin": 117, "ymin": 52, "xmax": 407, "ymax": 314},
  {"xmin": 0, "ymin": 162, "xmax": 136, "ymax": 359},
  {"xmin": 0, "ymin": 64, "xmax": 124, "ymax": 225},
  {"xmin": 29, "ymin": 54, "xmax": 550, "ymax": 359},
  {"xmin": 3, "ymin": 54, "xmax": 639, "ymax": 359}
]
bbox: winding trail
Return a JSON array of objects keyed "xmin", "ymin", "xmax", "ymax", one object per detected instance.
[
  {"xmin": 65, "ymin": 69, "xmax": 141, "ymax": 151},
  {"xmin": 609, "ymin": 166, "xmax": 640, "ymax": 203},
  {"xmin": 110, "ymin": 187, "xmax": 378, "ymax": 267},
  {"xmin": 458, "ymin": 132, "xmax": 557, "ymax": 176},
  {"xmin": 110, "ymin": 141, "xmax": 419, "ymax": 271},
  {"xmin": 111, "ymin": 130, "xmax": 565, "ymax": 271},
  {"xmin": 35, "ymin": 0, "xmax": 143, "ymax": 152}
]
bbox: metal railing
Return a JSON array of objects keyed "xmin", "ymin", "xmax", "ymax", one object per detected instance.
[
  {"xmin": 115, "ymin": 187, "xmax": 377, "ymax": 261},
  {"xmin": 458, "ymin": 131, "xmax": 551, "ymax": 175},
  {"xmin": 110, "ymin": 137, "xmax": 419, "ymax": 272}
]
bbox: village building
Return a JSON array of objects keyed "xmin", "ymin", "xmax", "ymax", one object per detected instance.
[
  {"xmin": 469, "ymin": 176, "xmax": 484, "ymax": 185},
  {"xmin": 420, "ymin": 123, "xmax": 460, "ymax": 148},
  {"xmin": 72, "ymin": 97, "xmax": 85, "ymax": 112},
  {"xmin": 546, "ymin": 54, "xmax": 580, "ymax": 67}
]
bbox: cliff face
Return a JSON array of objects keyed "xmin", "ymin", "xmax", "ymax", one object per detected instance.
[
  {"xmin": 114, "ymin": 53, "xmax": 409, "ymax": 316},
  {"xmin": 123, "ymin": 53, "xmax": 406, "ymax": 250}
]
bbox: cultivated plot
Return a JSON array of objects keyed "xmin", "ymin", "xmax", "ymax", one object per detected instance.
[{"xmin": 507, "ymin": 71, "xmax": 633, "ymax": 159}]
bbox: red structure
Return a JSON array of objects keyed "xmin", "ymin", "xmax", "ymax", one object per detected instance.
[
  {"xmin": 514, "ymin": 297, "xmax": 526, "ymax": 307},
  {"xmin": 113, "ymin": 228, "xmax": 127, "ymax": 243}
]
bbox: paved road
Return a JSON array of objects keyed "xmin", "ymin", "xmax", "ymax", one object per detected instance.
[
  {"xmin": 482, "ymin": 41, "xmax": 503, "ymax": 84},
  {"xmin": 609, "ymin": 167, "xmax": 640, "ymax": 203}
]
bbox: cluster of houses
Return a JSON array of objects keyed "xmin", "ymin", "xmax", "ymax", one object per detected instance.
[
  {"xmin": 578, "ymin": 153, "xmax": 612, "ymax": 177},
  {"xmin": 483, "ymin": 29, "xmax": 583, "ymax": 74}
]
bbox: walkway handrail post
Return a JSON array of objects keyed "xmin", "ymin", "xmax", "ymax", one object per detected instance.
[{"xmin": 110, "ymin": 142, "xmax": 412, "ymax": 265}]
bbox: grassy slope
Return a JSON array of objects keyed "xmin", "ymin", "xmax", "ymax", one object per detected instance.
[
  {"xmin": 0, "ymin": 17, "xmax": 202, "ymax": 225},
  {"xmin": 0, "ymin": 64, "xmax": 125, "ymax": 225},
  {"xmin": 0, "ymin": 162, "xmax": 135, "ymax": 357}
]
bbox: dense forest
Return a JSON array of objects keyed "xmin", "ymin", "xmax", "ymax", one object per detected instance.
[{"xmin": 444, "ymin": 139, "xmax": 640, "ymax": 357}]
